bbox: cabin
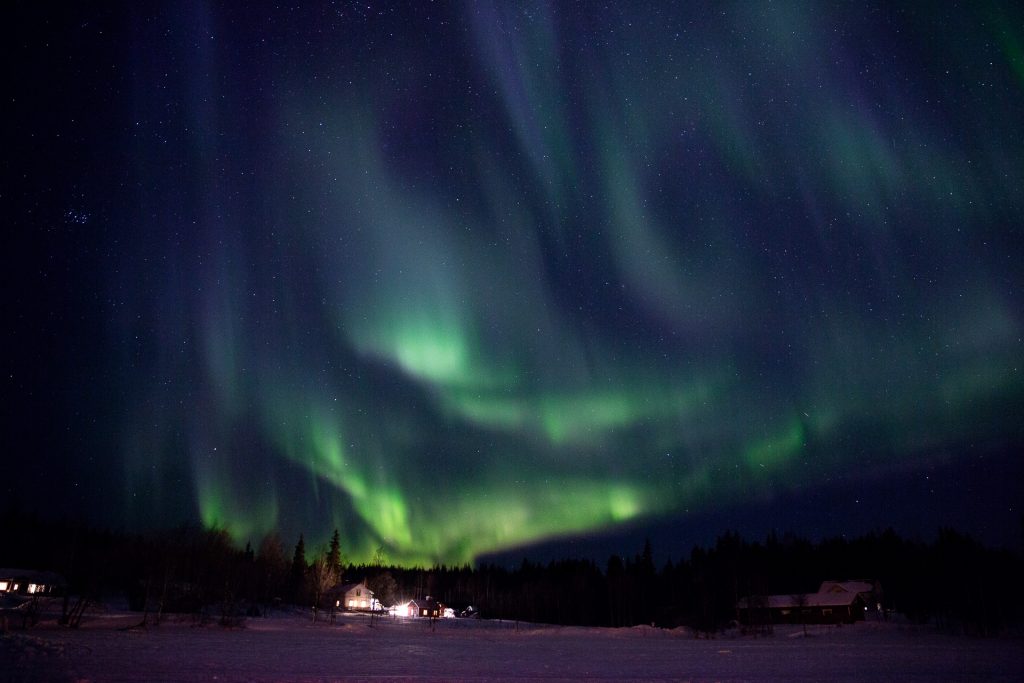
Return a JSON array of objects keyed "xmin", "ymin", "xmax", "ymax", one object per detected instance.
[
  {"xmin": 818, "ymin": 579, "xmax": 883, "ymax": 612},
  {"xmin": 0, "ymin": 569, "xmax": 66, "ymax": 631},
  {"xmin": 738, "ymin": 591, "xmax": 867, "ymax": 625},
  {"xmin": 0, "ymin": 569, "xmax": 65, "ymax": 598},
  {"xmin": 396, "ymin": 596, "xmax": 443, "ymax": 618},
  {"xmin": 738, "ymin": 579, "xmax": 881, "ymax": 625},
  {"xmin": 326, "ymin": 580, "xmax": 377, "ymax": 611}
]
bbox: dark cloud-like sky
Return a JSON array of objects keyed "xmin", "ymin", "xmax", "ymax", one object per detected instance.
[{"xmin": 7, "ymin": 1, "xmax": 1023, "ymax": 565}]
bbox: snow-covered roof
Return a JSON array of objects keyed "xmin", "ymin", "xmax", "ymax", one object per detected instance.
[
  {"xmin": 818, "ymin": 580, "xmax": 876, "ymax": 595},
  {"xmin": 408, "ymin": 597, "xmax": 441, "ymax": 609},
  {"xmin": 0, "ymin": 568, "xmax": 65, "ymax": 586},
  {"xmin": 326, "ymin": 582, "xmax": 373, "ymax": 597}
]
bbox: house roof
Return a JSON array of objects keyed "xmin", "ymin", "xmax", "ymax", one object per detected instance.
[
  {"xmin": 0, "ymin": 569, "xmax": 66, "ymax": 586},
  {"xmin": 408, "ymin": 597, "xmax": 441, "ymax": 609},
  {"xmin": 325, "ymin": 582, "xmax": 374, "ymax": 597},
  {"xmin": 818, "ymin": 580, "xmax": 876, "ymax": 595}
]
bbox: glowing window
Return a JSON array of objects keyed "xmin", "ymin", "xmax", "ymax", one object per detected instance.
[
  {"xmin": 348, "ymin": 599, "xmax": 356, "ymax": 607},
  {"xmin": 0, "ymin": 581, "xmax": 8, "ymax": 591},
  {"xmin": 27, "ymin": 584, "xmax": 39, "ymax": 594}
]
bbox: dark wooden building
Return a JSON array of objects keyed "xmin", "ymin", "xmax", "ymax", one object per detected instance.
[
  {"xmin": 738, "ymin": 591, "xmax": 868, "ymax": 625},
  {"xmin": 0, "ymin": 569, "xmax": 65, "ymax": 597},
  {"xmin": 739, "ymin": 578, "xmax": 882, "ymax": 626},
  {"xmin": 407, "ymin": 596, "xmax": 443, "ymax": 618}
]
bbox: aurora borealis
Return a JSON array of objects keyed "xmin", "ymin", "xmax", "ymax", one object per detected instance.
[{"xmin": 7, "ymin": 2, "xmax": 1024, "ymax": 565}]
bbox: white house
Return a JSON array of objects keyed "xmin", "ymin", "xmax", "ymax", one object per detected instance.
[{"xmin": 328, "ymin": 581, "xmax": 377, "ymax": 611}]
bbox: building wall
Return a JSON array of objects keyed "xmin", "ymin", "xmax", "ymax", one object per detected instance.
[
  {"xmin": 740, "ymin": 598, "xmax": 866, "ymax": 625},
  {"xmin": 344, "ymin": 586, "xmax": 374, "ymax": 610}
]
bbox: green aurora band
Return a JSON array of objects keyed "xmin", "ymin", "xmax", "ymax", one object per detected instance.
[{"xmin": 101, "ymin": 2, "xmax": 1024, "ymax": 565}]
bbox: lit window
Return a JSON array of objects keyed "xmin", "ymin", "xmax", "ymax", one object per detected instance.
[
  {"xmin": 348, "ymin": 599, "xmax": 356, "ymax": 607},
  {"xmin": 27, "ymin": 584, "xmax": 39, "ymax": 594},
  {"xmin": 0, "ymin": 581, "xmax": 8, "ymax": 591}
]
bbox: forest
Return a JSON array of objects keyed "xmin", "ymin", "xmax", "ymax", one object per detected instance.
[{"xmin": 3, "ymin": 506, "xmax": 1021, "ymax": 636}]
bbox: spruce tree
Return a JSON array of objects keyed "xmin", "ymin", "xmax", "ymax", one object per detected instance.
[
  {"xmin": 291, "ymin": 534, "xmax": 307, "ymax": 604},
  {"xmin": 256, "ymin": 533, "xmax": 288, "ymax": 612},
  {"xmin": 328, "ymin": 529, "xmax": 342, "ymax": 579}
]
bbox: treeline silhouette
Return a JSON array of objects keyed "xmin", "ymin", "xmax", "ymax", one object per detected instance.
[{"xmin": 2, "ymin": 507, "xmax": 1020, "ymax": 635}]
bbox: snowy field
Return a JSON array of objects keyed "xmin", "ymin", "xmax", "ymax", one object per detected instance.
[{"xmin": 2, "ymin": 605, "xmax": 1022, "ymax": 682}]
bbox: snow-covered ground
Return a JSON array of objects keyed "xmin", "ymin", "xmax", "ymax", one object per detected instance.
[{"xmin": 2, "ymin": 604, "xmax": 1021, "ymax": 682}]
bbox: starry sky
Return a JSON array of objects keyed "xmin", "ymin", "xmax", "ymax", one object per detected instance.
[{"xmin": 7, "ymin": 1, "xmax": 1024, "ymax": 565}]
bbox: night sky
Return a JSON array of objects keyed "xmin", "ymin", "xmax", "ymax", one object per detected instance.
[{"xmin": 7, "ymin": 1, "xmax": 1023, "ymax": 566}]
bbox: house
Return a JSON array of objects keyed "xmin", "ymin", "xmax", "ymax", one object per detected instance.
[
  {"xmin": 738, "ymin": 579, "xmax": 881, "ymax": 625},
  {"xmin": 818, "ymin": 579, "xmax": 883, "ymax": 611},
  {"xmin": 326, "ymin": 580, "xmax": 377, "ymax": 611},
  {"xmin": 0, "ymin": 569, "xmax": 65, "ymax": 597},
  {"xmin": 1, "ymin": 569, "xmax": 66, "ymax": 631},
  {"xmin": 394, "ymin": 596, "xmax": 443, "ymax": 618},
  {"xmin": 738, "ymin": 591, "xmax": 867, "ymax": 625}
]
